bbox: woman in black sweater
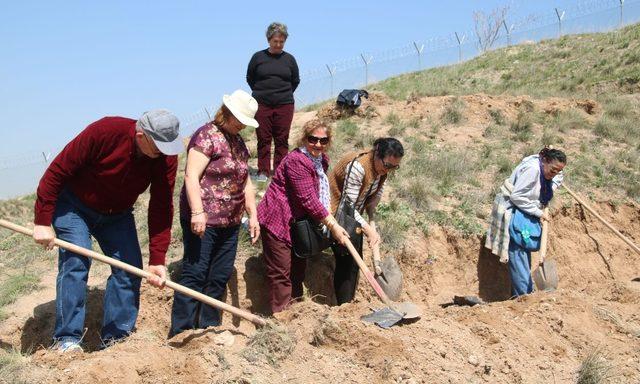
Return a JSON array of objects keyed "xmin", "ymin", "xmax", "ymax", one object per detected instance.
[{"xmin": 246, "ymin": 22, "xmax": 300, "ymax": 182}]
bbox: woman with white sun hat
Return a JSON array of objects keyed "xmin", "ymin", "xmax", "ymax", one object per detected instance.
[{"xmin": 170, "ymin": 89, "xmax": 260, "ymax": 336}]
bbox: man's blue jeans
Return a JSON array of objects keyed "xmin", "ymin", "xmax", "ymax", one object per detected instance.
[
  {"xmin": 169, "ymin": 220, "xmax": 239, "ymax": 337},
  {"xmin": 52, "ymin": 189, "xmax": 142, "ymax": 345},
  {"xmin": 507, "ymin": 239, "xmax": 534, "ymax": 297}
]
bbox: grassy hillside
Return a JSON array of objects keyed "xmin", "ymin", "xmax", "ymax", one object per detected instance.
[
  {"xmin": 373, "ymin": 23, "xmax": 640, "ymax": 99},
  {"xmin": 315, "ymin": 24, "xmax": 640, "ymax": 252}
]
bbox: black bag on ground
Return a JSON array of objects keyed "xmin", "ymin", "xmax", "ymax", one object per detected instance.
[
  {"xmin": 290, "ymin": 218, "xmax": 333, "ymax": 259},
  {"xmin": 336, "ymin": 89, "xmax": 369, "ymax": 109}
]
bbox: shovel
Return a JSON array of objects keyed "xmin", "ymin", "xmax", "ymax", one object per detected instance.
[
  {"xmin": 532, "ymin": 208, "xmax": 559, "ymax": 291},
  {"xmin": 343, "ymin": 239, "xmax": 421, "ymax": 328},
  {"xmin": 372, "ymin": 244, "xmax": 403, "ymax": 301},
  {"xmin": 0, "ymin": 219, "xmax": 267, "ymax": 327}
]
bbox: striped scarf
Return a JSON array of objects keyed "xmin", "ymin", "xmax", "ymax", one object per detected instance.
[{"xmin": 299, "ymin": 147, "xmax": 330, "ymax": 211}]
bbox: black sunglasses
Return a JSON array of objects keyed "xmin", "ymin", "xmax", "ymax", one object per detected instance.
[
  {"xmin": 307, "ymin": 135, "xmax": 330, "ymax": 145},
  {"xmin": 382, "ymin": 160, "xmax": 400, "ymax": 170}
]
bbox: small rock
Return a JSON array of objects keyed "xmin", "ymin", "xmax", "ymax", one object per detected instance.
[
  {"xmin": 484, "ymin": 364, "xmax": 492, "ymax": 375},
  {"xmin": 213, "ymin": 330, "xmax": 235, "ymax": 346},
  {"xmin": 468, "ymin": 355, "xmax": 480, "ymax": 366}
]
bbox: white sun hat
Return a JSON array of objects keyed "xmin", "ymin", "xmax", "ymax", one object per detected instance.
[{"xmin": 222, "ymin": 90, "xmax": 259, "ymax": 128}]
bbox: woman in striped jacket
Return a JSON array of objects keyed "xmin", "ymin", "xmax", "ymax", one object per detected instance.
[{"xmin": 328, "ymin": 138, "xmax": 404, "ymax": 305}]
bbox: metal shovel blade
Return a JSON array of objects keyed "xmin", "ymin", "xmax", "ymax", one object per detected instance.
[
  {"xmin": 360, "ymin": 301, "xmax": 422, "ymax": 328},
  {"xmin": 360, "ymin": 307, "xmax": 405, "ymax": 329},
  {"xmin": 533, "ymin": 259, "xmax": 559, "ymax": 291},
  {"xmin": 375, "ymin": 256, "xmax": 403, "ymax": 301}
]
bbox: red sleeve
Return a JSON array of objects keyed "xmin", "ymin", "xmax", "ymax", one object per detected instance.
[
  {"xmin": 34, "ymin": 124, "xmax": 98, "ymax": 226},
  {"xmin": 147, "ymin": 155, "xmax": 178, "ymax": 265},
  {"xmin": 287, "ymin": 156, "xmax": 329, "ymax": 222}
]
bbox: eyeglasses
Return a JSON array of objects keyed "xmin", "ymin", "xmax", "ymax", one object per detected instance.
[
  {"xmin": 307, "ymin": 135, "xmax": 330, "ymax": 145},
  {"xmin": 382, "ymin": 160, "xmax": 400, "ymax": 170}
]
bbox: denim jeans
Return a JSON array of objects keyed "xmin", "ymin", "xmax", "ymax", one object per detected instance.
[
  {"xmin": 52, "ymin": 189, "xmax": 142, "ymax": 345},
  {"xmin": 169, "ymin": 220, "xmax": 239, "ymax": 337},
  {"xmin": 508, "ymin": 239, "xmax": 534, "ymax": 297}
]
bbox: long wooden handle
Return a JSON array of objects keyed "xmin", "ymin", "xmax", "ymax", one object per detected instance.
[
  {"xmin": 371, "ymin": 243, "xmax": 382, "ymax": 270},
  {"xmin": 562, "ymin": 184, "xmax": 640, "ymax": 255},
  {"xmin": 343, "ymin": 239, "xmax": 394, "ymax": 307},
  {"xmin": 0, "ymin": 219, "xmax": 267, "ymax": 326},
  {"xmin": 539, "ymin": 208, "xmax": 550, "ymax": 263}
]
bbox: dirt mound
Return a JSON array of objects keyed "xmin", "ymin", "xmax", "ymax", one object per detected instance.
[
  {"xmin": 2, "ymin": 198, "xmax": 637, "ymax": 383},
  {"xmin": 316, "ymin": 92, "xmax": 384, "ymax": 122}
]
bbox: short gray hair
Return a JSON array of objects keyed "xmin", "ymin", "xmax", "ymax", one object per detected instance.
[{"xmin": 266, "ymin": 22, "xmax": 288, "ymax": 40}]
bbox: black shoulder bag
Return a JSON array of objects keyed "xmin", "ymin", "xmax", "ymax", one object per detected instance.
[
  {"xmin": 290, "ymin": 218, "xmax": 333, "ymax": 259},
  {"xmin": 335, "ymin": 156, "xmax": 375, "ymax": 249}
]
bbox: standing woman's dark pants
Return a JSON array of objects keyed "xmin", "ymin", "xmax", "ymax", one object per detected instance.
[
  {"xmin": 255, "ymin": 103, "xmax": 295, "ymax": 176},
  {"xmin": 261, "ymin": 226, "xmax": 307, "ymax": 313},
  {"xmin": 169, "ymin": 220, "xmax": 240, "ymax": 337},
  {"xmin": 332, "ymin": 235, "xmax": 363, "ymax": 305}
]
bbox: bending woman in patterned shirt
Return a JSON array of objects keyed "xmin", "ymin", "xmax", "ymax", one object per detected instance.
[
  {"xmin": 169, "ymin": 90, "xmax": 261, "ymax": 337},
  {"xmin": 257, "ymin": 119, "xmax": 350, "ymax": 314}
]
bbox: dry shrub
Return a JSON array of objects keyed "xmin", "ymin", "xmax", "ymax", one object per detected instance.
[
  {"xmin": 576, "ymin": 350, "xmax": 615, "ymax": 384},
  {"xmin": 441, "ymin": 97, "xmax": 465, "ymax": 125},
  {"xmin": 242, "ymin": 321, "xmax": 295, "ymax": 366},
  {"xmin": 310, "ymin": 314, "xmax": 345, "ymax": 346}
]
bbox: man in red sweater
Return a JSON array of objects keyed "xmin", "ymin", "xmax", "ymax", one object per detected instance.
[{"xmin": 33, "ymin": 109, "xmax": 183, "ymax": 352}]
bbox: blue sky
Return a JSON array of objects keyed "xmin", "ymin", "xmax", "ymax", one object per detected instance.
[{"xmin": 0, "ymin": 0, "xmax": 586, "ymax": 198}]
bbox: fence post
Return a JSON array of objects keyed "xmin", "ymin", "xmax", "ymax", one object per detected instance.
[
  {"xmin": 555, "ymin": 8, "xmax": 565, "ymax": 38},
  {"xmin": 455, "ymin": 32, "xmax": 466, "ymax": 63},
  {"xmin": 360, "ymin": 53, "xmax": 372, "ymax": 87},
  {"xmin": 503, "ymin": 20, "xmax": 514, "ymax": 46},
  {"xmin": 325, "ymin": 64, "xmax": 335, "ymax": 98},
  {"xmin": 620, "ymin": 0, "xmax": 625, "ymax": 27},
  {"xmin": 413, "ymin": 41, "xmax": 425, "ymax": 70}
]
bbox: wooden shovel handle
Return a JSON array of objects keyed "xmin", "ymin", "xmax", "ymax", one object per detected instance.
[
  {"xmin": 343, "ymin": 239, "xmax": 395, "ymax": 307},
  {"xmin": 539, "ymin": 208, "xmax": 550, "ymax": 263},
  {"xmin": 0, "ymin": 219, "xmax": 267, "ymax": 326},
  {"xmin": 562, "ymin": 184, "xmax": 640, "ymax": 255}
]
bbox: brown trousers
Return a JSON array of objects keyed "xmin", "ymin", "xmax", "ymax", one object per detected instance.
[
  {"xmin": 261, "ymin": 226, "xmax": 306, "ymax": 313},
  {"xmin": 255, "ymin": 103, "xmax": 295, "ymax": 176}
]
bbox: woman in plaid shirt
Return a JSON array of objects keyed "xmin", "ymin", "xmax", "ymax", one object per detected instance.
[{"xmin": 257, "ymin": 119, "xmax": 349, "ymax": 313}]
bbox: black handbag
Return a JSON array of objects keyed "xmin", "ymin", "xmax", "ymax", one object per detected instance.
[
  {"xmin": 290, "ymin": 218, "xmax": 333, "ymax": 259},
  {"xmin": 335, "ymin": 156, "xmax": 375, "ymax": 248}
]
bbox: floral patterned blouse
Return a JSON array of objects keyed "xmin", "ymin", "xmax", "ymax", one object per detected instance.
[{"xmin": 179, "ymin": 123, "xmax": 249, "ymax": 227}]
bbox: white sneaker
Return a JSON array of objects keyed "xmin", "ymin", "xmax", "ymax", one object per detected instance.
[
  {"xmin": 256, "ymin": 174, "xmax": 268, "ymax": 183},
  {"xmin": 54, "ymin": 340, "xmax": 83, "ymax": 353}
]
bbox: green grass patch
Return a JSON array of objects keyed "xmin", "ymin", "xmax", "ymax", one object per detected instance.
[
  {"xmin": 510, "ymin": 112, "xmax": 533, "ymax": 142},
  {"xmin": 336, "ymin": 119, "xmax": 359, "ymax": 142},
  {"xmin": 0, "ymin": 273, "xmax": 40, "ymax": 308}
]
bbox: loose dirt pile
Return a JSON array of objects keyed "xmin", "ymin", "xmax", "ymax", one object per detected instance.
[{"xmin": 1, "ymin": 93, "xmax": 639, "ymax": 384}]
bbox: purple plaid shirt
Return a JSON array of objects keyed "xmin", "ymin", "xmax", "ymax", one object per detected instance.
[{"xmin": 257, "ymin": 148, "xmax": 330, "ymax": 245}]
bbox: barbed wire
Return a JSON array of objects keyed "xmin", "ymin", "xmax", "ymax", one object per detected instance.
[{"xmin": 301, "ymin": 0, "xmax": 633, "ymax": 81}]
